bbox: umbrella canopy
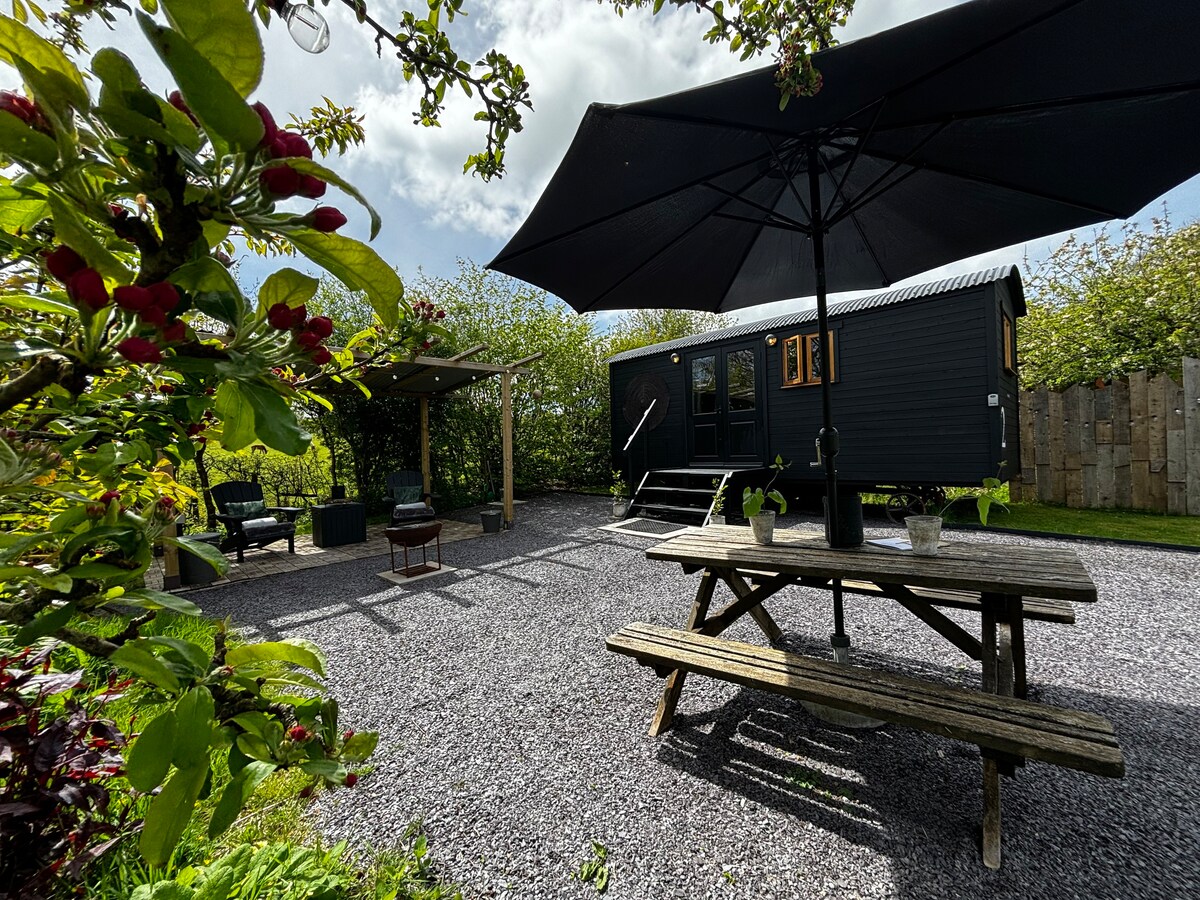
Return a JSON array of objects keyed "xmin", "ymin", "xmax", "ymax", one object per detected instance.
[{"xmin": 489, "ymin": 0, "xmax": 1200, "ymax": 313}]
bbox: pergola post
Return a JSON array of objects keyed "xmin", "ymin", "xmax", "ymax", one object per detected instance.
[
  {"xmin": 419, "ymin": 397, "xmax": 431, "ymax": 496},
  {"xmin": 501, "ymin": 370, "xmax": 514, "ymax": 527}
]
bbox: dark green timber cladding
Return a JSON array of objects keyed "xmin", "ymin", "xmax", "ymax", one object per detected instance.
[{"xmin": 609, "ymin": 277, "xmax": 1020, "ymax": 490}]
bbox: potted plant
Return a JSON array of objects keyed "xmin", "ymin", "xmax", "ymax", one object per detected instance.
[
  {"xmin": 708, "ymin": 478, "xmax": 728, "ymax": 525},
  {"xmin": 905, "ymin": 467, "xmax": 1009, "ymax": 556},
  {"xmin": 611, "ymin": 470, "xmax": 630, "ymax": 519},
  {"xmin": 742, "ymin": 455, "xmax": 790, "ymax": 544}
]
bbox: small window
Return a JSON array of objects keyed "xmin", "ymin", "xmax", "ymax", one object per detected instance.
[
  {"xmin": 1002, "ymin": 315, "xmax": 1016, "ymax": 374},
  {"xmin": 782, "ymin": 331, "xmax": 835, "ymax": 386}
]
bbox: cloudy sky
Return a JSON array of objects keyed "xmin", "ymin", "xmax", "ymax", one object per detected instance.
[{"xmin": 79, "ymin": 0, "xmax": 1200, "ymax": 325}]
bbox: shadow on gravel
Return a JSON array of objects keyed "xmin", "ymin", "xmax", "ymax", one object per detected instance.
[{"xmin": 654, "ymin": 656, "xmax": 1200, "ymax": 898}]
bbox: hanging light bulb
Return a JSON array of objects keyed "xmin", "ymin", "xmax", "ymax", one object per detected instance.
[{"xmin": 269, "ymin": 1, "xmax": 331, "ymax": 54}]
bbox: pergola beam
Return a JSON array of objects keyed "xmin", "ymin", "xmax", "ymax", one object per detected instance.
[{"xmin": 450, "ymin": 343, "xmax": 489, "ymax": 361}]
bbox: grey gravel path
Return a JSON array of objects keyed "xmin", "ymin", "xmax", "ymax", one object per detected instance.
[{"xmin": 194, "ymin": 493, "xmax": 1200, "ymax": 899}]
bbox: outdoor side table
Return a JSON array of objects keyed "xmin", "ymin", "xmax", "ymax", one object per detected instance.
[
  {"xmin": 384, "ymin": 522, "xmax": 443, "ymax": 577},
  {"xmin": 311, "ymin": 502, "xmax": 366, "ymax": 548}
]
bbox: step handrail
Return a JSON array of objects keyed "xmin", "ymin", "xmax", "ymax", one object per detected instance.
[{"xmin": 622, "ymin": 399, "xmax": 657, "ymax": 452}]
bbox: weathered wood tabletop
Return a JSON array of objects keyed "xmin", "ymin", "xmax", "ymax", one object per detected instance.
[{"xmin": 647, "ymin": 525, "xmax": 1098, "ymax": 603}]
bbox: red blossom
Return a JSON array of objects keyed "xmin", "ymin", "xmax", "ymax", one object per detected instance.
[
  {"xmin": 295, "ymin": 330, "xmax": 322, "ymax": 350},
  {"xmin": 140, "ymin": 306, "xmax": 167, "ymax": 328},
  {"xmin": 307, "ymin": 316, "xmax": 333, "ymax": 338},
  {"xmin": 66, "ymin": 268, "xmax": 110, "ymax": 311},
  {"xmin": 44, "ymin": 245, "xmax": 87, "ymax": 282},
  {"xmin": 311, "ymin": 346, "xmax": 332, "ymax": 365},
  {"xmin": 309, "ymin": 207, "xmax": 346, "ymax": 233},
  {"xmin": 99, "ymin": 490, "xmax": 121, "ymax": 505},
  {"xmin": 288, "ymin": 725, "xmax": 309, "ymax": 741},
  {"xmin": 148, "ymin": 281, "xmax": 180, "ymax": 312},
  {"xmin": 161, "ymin": 320, "xmax": 187, "ymax": 343},
  {"xmin": 186, "ymin": 424, "xmax": 203, "ymax": 437},
  {"xmin": 260, "ymin": 165, "xmax": 302, "ymax": 198},
  {"xmin": 0, "ymin": 90, "xmax": 50, "ymax": 134},
  {"xmin": 342, "ymin": 729, "xmax": 355, "ymax": 741},
  {"xmin": 267, "ymin": 302, "xmax": 294, "ymax": 330},
  {"xmin": 116, "ymin": 337, "xmax": 162, "ymax": 364},
  {"xmin": 252, "ymin": 101, "xmax": 278, "ymax": 147},
  {"xmin": 436, "ymin": 310, "xmax": 445, "ymax": 319},
  {"xmin": 344, "ymin": 773, "xmax": 358, "ymax": 788},
  {"xmin": 298, "ymin": 175, "xmax": 326, "ymax": 199},
  {"xmin": 291, "ymin": 304, "xmax": 308, "ymax": 326},
  {"xmin": 281, "ymin": 131, "xmax": 312, "ymax": 159},
  {"xmin": 159, "ymin": 384, "xmax": 175, "ymax": 395},
  {"xmin": 114, "ymin": 285, "xmax": 153, "ymax": 312}
]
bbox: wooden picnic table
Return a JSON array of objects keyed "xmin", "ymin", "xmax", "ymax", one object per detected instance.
[
  {"xmin": 643, "ymin": 524, "xmax": 1097, "ymax": 731},
  {"xmin": 608, "ymin": 525, "xmax": 1118, "ymax": 868}
]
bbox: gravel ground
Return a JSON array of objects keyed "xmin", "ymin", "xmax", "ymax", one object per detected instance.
[{"xmin": 195, "ymin": 493, "xmax": 1200, "ymax": 899}]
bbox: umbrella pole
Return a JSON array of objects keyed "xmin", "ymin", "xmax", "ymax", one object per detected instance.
[{"xmin": 808, "ymin": 146, "xmax": 850, "ymax": 657}]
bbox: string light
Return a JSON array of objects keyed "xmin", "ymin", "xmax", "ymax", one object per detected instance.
[{"xmin": 269, "ymin": 1, "xmax": 330, "ymax": 54}]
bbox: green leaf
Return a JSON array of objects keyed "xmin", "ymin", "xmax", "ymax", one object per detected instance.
[
  {"xmin": 112, "ymin": 643, "xmax": 181, "ymax": 692},
  {"xmin": 95, "ymin": 103, "xmax": 177, "ymax": 146},
  {"xmin": 214, "ymin": 382, "xmax": 255, "ymax": 452},
  {"xmin": 45, "ymin": 194, "xmax": 133, "ymax": 282},
  {"xmin": 235, "ymin": 732, "xmax": 275, "ymax": 763},
  {"xmin": 140, "ymin": 762, "xmax": 208, "ymax": 867},
  {"xmin": 241, "ymin": 381, "xmax": 310, "ymax": 455},
  {"xmin": 0, "ymin": 109, "xmax": 58, "ymax": 167},
  {"xmin": 272, "ymin": 158, "xmax": 382, "ymax": 240},
  {"xmin": 1, "ymin": 293, "xmax": 75, "ymax": 316},
  {"xmin": 91, "ymin": 47, "xmax": 143, "ymax": 98},
  {"xmin": 146, "ymin": 636, "xmax": 211, "ymax": 677},
  {"xmin": 299, "ymin": 759, "xmax": 347, "ymax": 783},
  {"xmin": 137, "ymin": 12, "xmax": 264, "ymax": 152},
  {"xmin": 170, "ymin": 256, "xmax": 240, "ymax": 295},
  {"xmin": 287, "ymin": 230, "xmax": 403, "ymax": 329},
  {"xmin": 0, "ymin": 15, "xmax": 87, "ymax": 107},
  {"xmin": 0, "ymin": 337, "xmax": 56, "ymax": 361},
  {"xmin": 341, "ymin": 731, "xmax": 378, "ymax": 763},
  {"xmin": 257, "ymin": 268, "xmax": 319, "ymax": 311},
  {"xmin": 201, "ymin": 220, "xmax": 230, "ymax": 249},
  {"xmin": 123, "ymin": 587, "xmax": 202, "ymax": 615},
  {"xmin": 13, "ymin": 602, "xmax": 73, "ymax": 645},
  {"xmin": 64, "ymin": 561, "xmax": 138, "ymax": 580},
  {"xmin": 126, "ymin": 710, "xmax": 176, "ymax": 792},
  {"xmin": 226, "ymin": 639, "xmax": 326, "ymax": 677},
  {"xmin": 160, "ymin": 0, "xmax": 263, "ymax": 99},
  {"xmin": 208, "ymin": 760, "xmax": 275, "ymax": 838},
  {"xmin": 171, "ymin": 686, "xmax": 214, "ymax": 768},
  {"xmin": 191, "ymin": 290, "xmax": 246, "ymax": 329}
]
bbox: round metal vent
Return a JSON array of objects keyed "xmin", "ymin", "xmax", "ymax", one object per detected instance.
[{"xmin": 623, "ymin": 373, "xmax": 669, "ymax": 431}]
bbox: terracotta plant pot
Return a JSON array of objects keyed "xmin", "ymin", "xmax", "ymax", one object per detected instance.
[
  {"xmin": 905, "ymin": 515, "xmax": 942, "ymax": 556},
  {"xmin": 749, "ymin": 511, "xmax": 775, "ymax": 544}
]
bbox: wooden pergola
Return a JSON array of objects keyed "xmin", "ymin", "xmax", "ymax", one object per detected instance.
[{"xmin": 314, "ymin": 345, "xmax": 542, "ymax": 526}]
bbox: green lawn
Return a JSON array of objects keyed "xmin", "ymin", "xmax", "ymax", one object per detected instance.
[{"xmin": 948, "ymin": 502, "xmax": 1200, "ymax": 547}]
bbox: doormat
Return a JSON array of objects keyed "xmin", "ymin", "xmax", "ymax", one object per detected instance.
[{"xmin": 598, "ymin": 519, "xmax": 694, "ymax": 539}]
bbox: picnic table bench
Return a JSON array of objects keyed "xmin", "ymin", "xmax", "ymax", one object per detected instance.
[{"xmin": 607, "ymin": 526, "xmax": 1124, "ymax": 869}]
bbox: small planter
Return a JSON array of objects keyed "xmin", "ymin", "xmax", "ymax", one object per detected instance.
[
  {"xmin": 905, "ymin": 515, "xmax": 943, "ymax": 556},
  {"xmin": 749, "ymin": 511, "xmax": 775, "ymax": 544},
  {"xmin": 708, "ymin": 514, "xmax": 726, "ymax": 526},
  {"xmin": 612, "ymin": 499, "xmax": 629, "ymax": 519},
  {"xmin": 480, "ymin": 509, "xmax": 503, "ymax": 533}
]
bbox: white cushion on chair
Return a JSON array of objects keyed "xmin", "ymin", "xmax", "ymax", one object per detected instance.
[{"xmin": 242, "ymin": 516, "xmax": 283, "ymax": 534}]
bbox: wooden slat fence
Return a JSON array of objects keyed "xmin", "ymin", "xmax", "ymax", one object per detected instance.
[{"xmin": 1012, "ymin": 358, "xmax": 1199, "ymax": 515}]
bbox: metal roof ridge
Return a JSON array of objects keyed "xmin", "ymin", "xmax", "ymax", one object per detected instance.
[{"xmin": 605, "ymin": 265, "xmax": 1020, "ymax": 364}]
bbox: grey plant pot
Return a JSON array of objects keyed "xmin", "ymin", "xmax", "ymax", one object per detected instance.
[
  {"xmin": 749, "ymin": 511, "xmax": 775, "ymax": 544},
  {"xmin": 905, "ymin": 515, "xmax": 943, "ymax": 556}
]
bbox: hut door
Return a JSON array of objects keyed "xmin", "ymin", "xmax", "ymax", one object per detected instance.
[{"xmin": 686, "ymin": 343, "xmax": 763, "ymax": 465}]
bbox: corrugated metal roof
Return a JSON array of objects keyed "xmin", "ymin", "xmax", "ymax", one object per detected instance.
[{"xmin": 606, "ymin": 265, "xmax": 1022, "ymax": 364}]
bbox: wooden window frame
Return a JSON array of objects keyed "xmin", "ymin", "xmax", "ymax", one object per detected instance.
[
  {"xmin": 781, "ymin": 330, "xmax": 836, "ymax": 387},
  {"xmin": 1002, "ymin": 314, "xmax": 1016, "ymax": 375}
]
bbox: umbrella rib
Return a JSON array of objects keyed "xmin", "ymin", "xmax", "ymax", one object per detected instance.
[
  {"xmin": 827, "ymin": 147, "xmax": 1125, "ymax": 229},
  {"xmin": 711, "ymin": 174, "xmax": 794, "ymax": 311},
  {"xmin": 843, "ymin": 205, "xmax": 893, "ymax": 288},
  {"xmin": 580, "ymin": 166, "xmax": 781, "ymax": 311},
  {"xmin": 823, "ymin": 122, "xmax": 952, "ymax": 226},
  {"xmin": 712, "ymin": 211, "xmax": 808, "ymax": 234},
  {"xmin": 823, "ymin": 103, "xmax": 885, "ymax": 223},
  {"xmin": 764, "ymin": 136, "xmax": 813, "ymax": 225},
  {"xmin": 489, "ymin": 150, "xmax": 777, "ymax": 267},
  {"xmin": 701, "ymin": 181, "xmax": 812, "ymax": 234}
]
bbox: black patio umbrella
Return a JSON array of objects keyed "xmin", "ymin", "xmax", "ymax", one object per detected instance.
[{"xmin": 488, "ymin": 0, "xmax": 1200, "ymax": 641}]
